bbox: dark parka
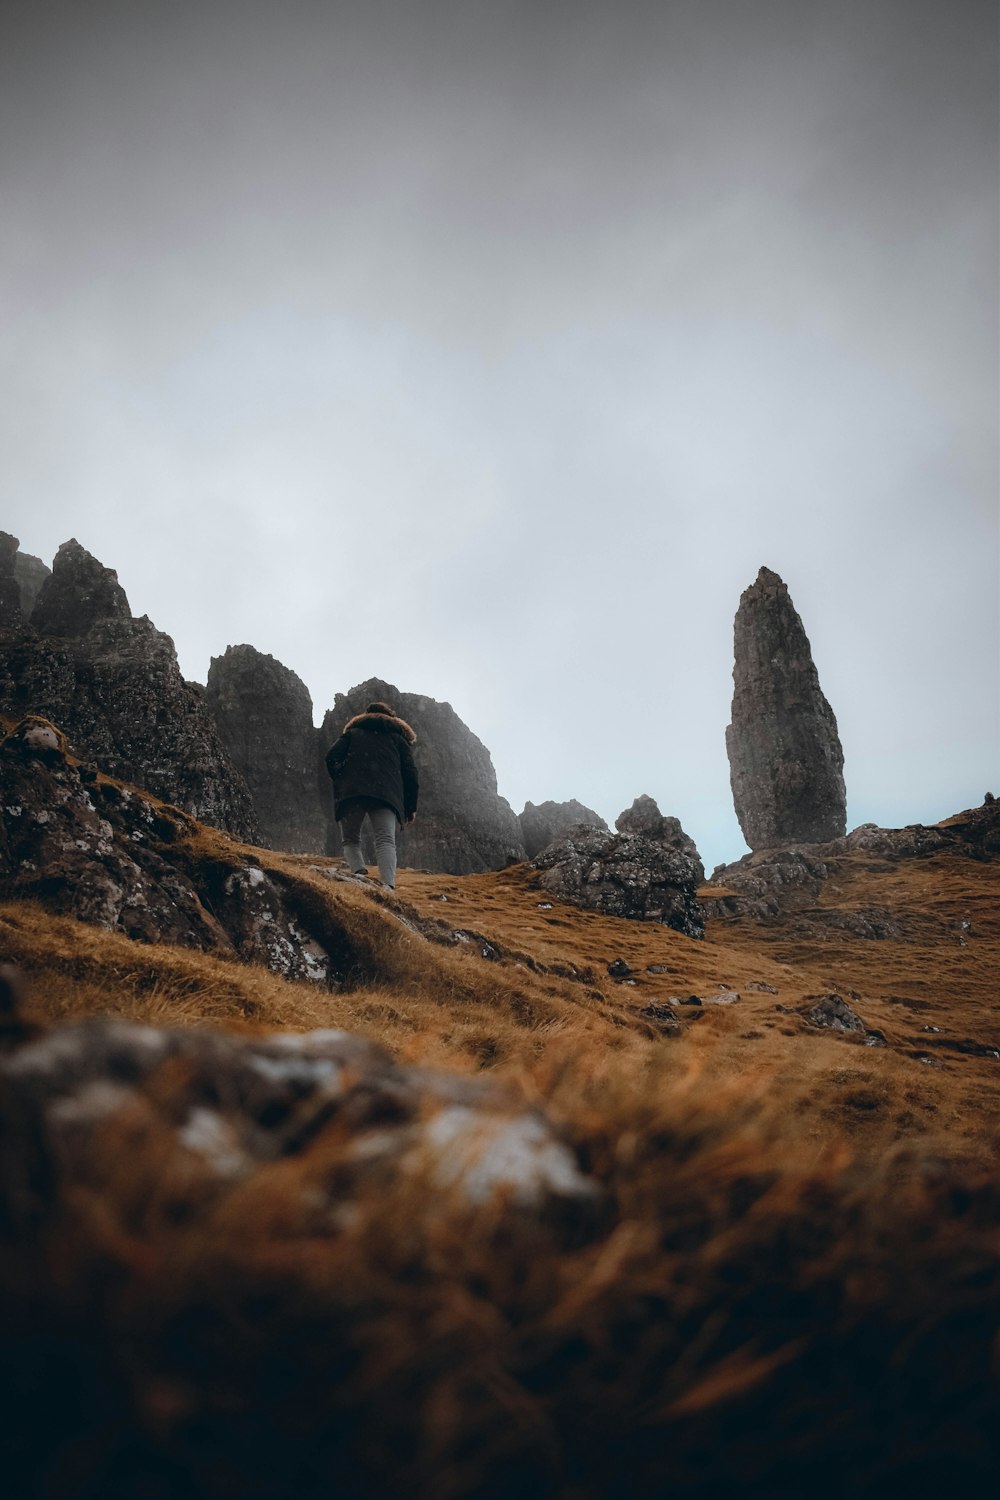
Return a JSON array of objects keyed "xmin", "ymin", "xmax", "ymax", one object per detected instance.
[{"xmin": 324, "ymin": 711, "xmax": 419, "ymax": 825}]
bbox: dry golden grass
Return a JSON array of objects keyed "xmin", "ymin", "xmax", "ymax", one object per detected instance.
[
  {"xmin": 3, "ymin": 810, "xmax": 1000, "ymax": 1496},
  {"xmin": 4, "ymin": 813, "xmax": 999, "ymax": 1165}
]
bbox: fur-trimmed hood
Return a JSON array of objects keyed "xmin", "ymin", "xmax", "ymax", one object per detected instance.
[{"xmin": 344, "ymin": 711, "xmax": 417, "ymax": 744}]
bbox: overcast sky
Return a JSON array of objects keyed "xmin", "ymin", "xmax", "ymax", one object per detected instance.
[{"xmin": 2, "ymin": 0, "xmax": 997, "ymax": 870}]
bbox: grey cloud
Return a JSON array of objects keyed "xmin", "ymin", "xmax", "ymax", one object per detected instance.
[{"xmin": 1, "ymin": 0, "xmax": 995, "ymax": 872}]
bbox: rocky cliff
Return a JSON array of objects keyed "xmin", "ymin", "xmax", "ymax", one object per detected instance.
[
  {"xmin": 726, "ymin": 567, "xmax": 846, "ymax": 850},
  {"xmin": 205, "ymin": 644, "xmax": 324, "ymax": 853},
  {"xmin": 0, "ymin": 532, "xmax": 23, "ymax": 629},
  {"xmin": 0, "ymin": 537, "xmax": 259, "ymax": 842},
  {"xmin": 519, "ymin": 798, "xmax": 609, "ymax": 859},
  {"xmin": 321, "ymin": 679, "xmax": 526, "ymax": 874},
  {"xmin": 12, "ymin": 546, "xmax": 49, "ymax": 619}
]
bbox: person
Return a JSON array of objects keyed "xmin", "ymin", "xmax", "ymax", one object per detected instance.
[{"xmin": 324, "ymin": 700, "xmax": 418, "ymax": 889}]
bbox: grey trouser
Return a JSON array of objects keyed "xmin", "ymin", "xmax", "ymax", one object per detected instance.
[{"xmin": 340, "ymin": 801, "xmax": 398, "ymax": 888}]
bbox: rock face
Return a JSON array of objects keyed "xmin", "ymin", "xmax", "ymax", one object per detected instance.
[
  {"xmin": 0, "ymin": 532, "xmax": 23, "ymax": 629},
  {"xmin": 519, "ymin": 799, "xmax": 609, "ymax": 859},
  {"xmin": 532, "ymin": 826, "xmax": 705, "ymax": 938},
  {"xmin": 726, "ymin": 567, "xmax": 846, "ymax": 850},
  {"xmin": 12, "ymin": 546, "xmax": 50, "ymax": 619},
  {"xmin": 0, "ymin": 539, "xmax": 259, "ymax": 842},
  {"xmin": 614, "ymin": 795, "xmax": 705, "ymax": 884},
  {"xmin": 205, "ymin": 645, "xmax": 324, "ymax": 853},
  {"xmin": 321, "ymin": 679, "xmax": 526, "ymax": 874},
  {"xmin": 0, "ymin": 721, "xmax": 333, "ymax": 983}
]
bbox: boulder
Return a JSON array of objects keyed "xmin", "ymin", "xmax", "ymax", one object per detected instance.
[
  {"xmin": 321, "ymin": 678, "xmax": 525, "ymax": 874},
  {"xmin": 615, "ymin": 795, "xmax": 705, "ymax": 883},
  {"xmin": 519, "ymin": 798, "xmax": 609, "ymax": 859},
  {"xmin": 726, "ymin": 567, "xmax": 846, "ymax": 850},
  {"xmin": 532, "ymin": 826, "xmax": 705, "ymax": 938},
  {"xmin": 0, "ymin": 540, "xmax": 259, "ymax": 841},
  {"xmin": 205, "ymin": 644, "xmax": 324, "ymax": 853}
]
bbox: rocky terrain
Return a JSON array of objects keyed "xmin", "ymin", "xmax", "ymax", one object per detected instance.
[
  {"xmin": 0, "ymin": 536, "xmax": 259, "ymax": 841},
  {"xmin": 615, "ymin": 793, "xmax": 706, "ymax": 883},
  {"xmin": 1, "ymin": 705, "xmax": 999, "ymax": 1497},
  {"xmin": 1, "ymin": 536, "xmax": 554, "ymax": 873},
  {"xmin": 727, "ymin": 566, "xmax": 846, "ymax": 849},
  {"xmin": 3, "ymin": 544, "xmax": 999, "ymax": 1496},
  {"xmin": 321, "ymin": 678, "xmax": 526, "ymax": 873}
]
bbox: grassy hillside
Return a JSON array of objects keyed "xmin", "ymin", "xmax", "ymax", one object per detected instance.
[{"xmin": 2, "ymin": 789, "xmax": 999, "ymax": 1496}]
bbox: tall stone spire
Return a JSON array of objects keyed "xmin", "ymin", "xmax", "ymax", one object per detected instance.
[{"xmin": 726, "ymin": 567, "xmax": 846, "ymax": 849}]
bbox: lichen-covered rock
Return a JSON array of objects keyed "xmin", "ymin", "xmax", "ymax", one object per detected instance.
[
  {"xmin": 0, "ymin": 723, "xmax": 335, "ymax": 985},
  {"xmin": 804, "ymin": 994, "xmax": 867, "ymax": 1035},
  {"xmin": 726, "ymin": 567, "xmax": 846, "ymax": 850},
  {"xmin": 519, "ymin": 799, "xmax": 609, "ymax": 859},
  {"xmin": 1, "ymin": 1013, "xmax": 602, "ymax": 1218},
  {"xmin": 615, "ymin": 795, "xmax": 705, "ymax": 884},
  {"xmin": 205, "ymin": 644, "xmax": 324, "ymax": 853},
  {"xmin": 0, "ymin": 539, "xmax": 259, "ymax": 841},
  {"xmin": 321, "ymin": 678, "xmax": 525, "ymax": 874},
  {"xmin": 532, "ymin": 826, "xmax": 705, "ymax": 938}
]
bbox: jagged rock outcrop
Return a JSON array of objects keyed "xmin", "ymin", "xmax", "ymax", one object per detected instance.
[
  {"xmin": 532, "ymin": 826, "xmax": 705, "ymax": 938},
  {"xmin": 0, "ymin": 720, "xmax": 333, "ymax": 982},
  {"xmin": 0, "ymin": 539, "xmax": 258, "ymax": 841},
  {"xmin": 31, "ymin": 537, "xmax": 132, "ymax": 636},
  {"xmin": 205, "ymin": 645, "xmax": 324, "ymax": 853},
  {"xmin": 0, "ymin": 532, "xmax": 51, "ymax": 625},
  {"xmin": 519, "ymin": 799, "xmax": 609, "ymax": 859},
  {"xmin": 726, "ymin": 567, "xmax": 846, "ymax": 850},
  {"xmin": 702, "ymin": 799, "xmax": 1000, "ymax": 932},
  {"xmin": 321, "ymin": 679, "xmax": 526, "ymax": 874},
  {"xmin": 0, "ymin": 532, "xmax": 23, "ymax": 629},
  {"xmin": 614, "ymin": 795, "xmax": 705, "ymax": 884},
  {"xmin": 12, "ymin": 546, "xmax": 49, "ymax": 619}
]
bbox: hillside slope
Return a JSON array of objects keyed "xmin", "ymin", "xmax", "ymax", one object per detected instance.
[{"xmin": 2, "ymin": 732, "xmax": 999, "ymax": 1496}]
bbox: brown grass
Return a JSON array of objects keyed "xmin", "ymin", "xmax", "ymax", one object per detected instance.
[{"xmin": 2, "ymin": 821, "xmax": 1000, "ymax": 1495}]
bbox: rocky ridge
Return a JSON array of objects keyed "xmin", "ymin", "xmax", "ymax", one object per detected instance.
[
  {"xmin": 703, "ymin": 799, "xmax": 1000, "ymax": 932},
  {"xmin": 726, "ymin": 566, "xmax": 846, "ymax": 850},
  {"xmin": 519, "ymin": 798, "xmax": 609, "ymax": 859},
  {"xmin": 0, "ymin": 536, "xmax": 259, "ymax": 841}
]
